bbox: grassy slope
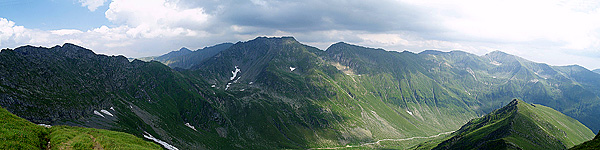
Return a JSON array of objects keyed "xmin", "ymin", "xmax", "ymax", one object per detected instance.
[
  {"xmin": 0, "ymin": 106, "xmax": 48, "ymax": 149},
  {"xmin": 431, "ymin": 99, "xmax": 594, "ymax": 150},
  {"xmin": 571, "ymin": 131, "xmax": 600, "ymax": 150},
  {"xmin": 0, "ymin": 106, "xmax": 161, "ymax": 150}
]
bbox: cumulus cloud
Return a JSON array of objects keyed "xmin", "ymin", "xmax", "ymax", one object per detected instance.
[
  {"xmin": 2, "ymin": 0, "xmax": 600, "ymax": 69},
  {"xmin": 78, "ymin": 0, "xmax": 107, "ymax": 11}
]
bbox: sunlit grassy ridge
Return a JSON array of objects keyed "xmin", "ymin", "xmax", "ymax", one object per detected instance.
[
  {"xmin": 0, "ymin": 107, "xmax": 161, "ymax": 150},
  {"xmin": 571, "ymin": 131, "xmax": 600, "ymax": 150},
  {"xmin": 430, "ymin": 99, "xmax": 594, "ymax": 150},
  {"xmin": 0, "ymin": 106, "xmax": 48, "ymax": 149}
]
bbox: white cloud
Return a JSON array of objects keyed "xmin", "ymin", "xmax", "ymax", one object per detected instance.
[
  {"xmin": 3, "ymin": 0, "xmax": 600, "ymax": 70},
  {"xmin": 51, "ymin": 29, "xmax": 84, "ymax": 36},
  {"xmin": 78, "ymin": 0, "xmax": 107, "ymax": 12},
  {"xmin": 402, "ymin": 0, "xmax": 600, "ymax": 50}
]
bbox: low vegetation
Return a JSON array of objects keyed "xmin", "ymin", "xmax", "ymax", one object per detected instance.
[{"xmin": 0, "ymin": 107, "xmax": 161, "ymax": 150}]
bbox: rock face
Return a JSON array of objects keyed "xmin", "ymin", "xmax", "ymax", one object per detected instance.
[
  {"xmin": 0, "ymin": 43, "xmax": 226, "ymax": 149},
  {"xmin": 434, "ymin": 99, "xmax": 594, "ymax": 150}
]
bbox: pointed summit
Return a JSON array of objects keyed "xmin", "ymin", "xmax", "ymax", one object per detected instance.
[
  {"xmin": 178, "ymin": 47, "xmax": 192, "ymax": 52},
  {"xmin": 434, "ymin": 99, "xmax": 594, "ymax": 150}
]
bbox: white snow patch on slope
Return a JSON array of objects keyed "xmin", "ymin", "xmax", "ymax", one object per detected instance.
[
  {"xmin": 290, "ymin": 67, "xmax": 296, "ymax": 71},
  {"xmin": 406, "ymin": 110, "xmax": 413, "ymax": 116},
  {"xmin": 230, "ymin": 66, "xmax": 241, "ymax": 80},
  {"xmin": 211, "ymin": 85, "xmax": 216, "ymax": 88},
  {"xmin": 101, "ymin": 109, "xmax": 113, "ymax": 117},
  {"xmin": 249, "ymin": 82, "xmax": 253, "ymax": 85},
  {"xmin": 225, "ymin": 83, "xmax": 231, "ymax": 90},
  {"xmin": 93, "ymin": 110, "xmax": 105, "ymax": 118},
  {"xmin": 38, "ymin": 124, "xmax": 52, "ymax": 128},
  {"xmin": 110, "ymin": 107, "xmax": 115, "ymax": 111},
  {"xmin": 143, "ymin": 132, "xmax": 179, "ymax": 150},
  {"xmin": 491, "ymin": 61, "xmax": 502, "ymax": 66},
  {"xmin": 185, "ymin": 123, "xmax": 197, "ymax": 131}
]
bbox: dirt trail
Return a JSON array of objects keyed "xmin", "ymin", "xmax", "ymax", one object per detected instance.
[
  {"xmin": 89, "ymin": 134, "xmax": 104, "ymax": 150},
  {"xmin": 310, "ymin": 131, "xmax": 454, "ymax": 149}
]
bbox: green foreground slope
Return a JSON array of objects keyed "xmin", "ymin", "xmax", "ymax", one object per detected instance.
[
  {"xmin": 432, "ymin": 99, "xmax": 594, "ymax": 150},
  {"xmin": 570, "ymin": 131, "xmax": 600, "ymax": 150},
  {"xmin": 0, "ymin": 107, "xmax": 161, "ymax": 150}
]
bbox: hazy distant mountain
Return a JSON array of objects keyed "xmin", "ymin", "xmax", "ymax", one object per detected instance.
[
  {"xmin": 432, "ymin": 99, "xmax": 593, "ymax": 149},
  {"xmin": 2, "ymin": 37, "xmax": 600, "ymax": 149},
  {"xmin": 139, "ymin": 43, "xmax": 233, "ymax": 69},
  {"xmin": 593, "ymin": 69, "xmax": 600, "ymax": 74}
]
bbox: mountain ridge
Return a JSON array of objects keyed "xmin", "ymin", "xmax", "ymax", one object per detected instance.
[
  {"xmin": 432, "ymin": 99, "xmax": 594, "ymax": 150},
  {"xmin": 3, "ymin": 36, "xmax": 600, "ymax": 149}
]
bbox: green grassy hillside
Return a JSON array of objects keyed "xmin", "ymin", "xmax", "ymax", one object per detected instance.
[
  {"xmin": 431, "ymin": 99, "xmax": 594, "ymax": 150},
  {"xmin": 571, "ymin": 131, "xmax": 600, "ymax": 150},
  {"xmin": 0, "ymin": 106, "xmax": 161, "ymax": 150}
]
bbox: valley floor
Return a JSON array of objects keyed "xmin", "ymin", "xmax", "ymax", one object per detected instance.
[{"xmin": 310, "ymin": 131, "xmax": 455, "ymax": 149}]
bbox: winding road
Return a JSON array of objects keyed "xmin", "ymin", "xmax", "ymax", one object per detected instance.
[{"xmin": 309, "ymin": 131, "xmax": 455, "ymax": 149}]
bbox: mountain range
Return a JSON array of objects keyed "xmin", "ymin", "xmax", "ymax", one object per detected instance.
[{"xmin": 1, "ymin": 36, "xmax": 599, "ymax": 149}]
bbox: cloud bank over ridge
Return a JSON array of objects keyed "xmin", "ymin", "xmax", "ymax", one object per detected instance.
[{"xmin": 1, "ymin": 0, "xmax": 600, "ymax": 69}]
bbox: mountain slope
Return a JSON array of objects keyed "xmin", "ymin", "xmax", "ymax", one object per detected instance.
[
  {"xmin": 417, "ymin": 50, "xmax": 600, "ymax": 134},
  {"xmin": 0, "ymin": 106, "xmax": 161, "ymax": 150},
  {"xmin": 592, "ymin": 69, "xmax": 600, "ymax": 74},
  {"xmin": 433, "ymin": 99, "xmax": 594, "ymax": 150},
  {"xmin": 0, "ymin": 44, "xmax": 234, "ymax": 149},
  {"xmin": 3, "ymin": 37, "xmax": 600, "ymax": 149},
  {"xmin": 571, "ymin": 131, "xmax": 600, "ymax": 150},
  {"xmin": 139, "ymin": 43, "xmax": 233, "ymax": 69}
]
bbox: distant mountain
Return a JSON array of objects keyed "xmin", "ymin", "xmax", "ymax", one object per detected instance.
[
  {"xmin": 3, "ymin": 37, "xmax": 600, "ymax": 149},
  {"xmin": 593, "ymin": 69, "xmax": 600, "ymax": 74},
  {"xmin": 433, "ymin": 99, "xmax": 594, "ymax": 150},
  {"xmin": 139, "ymin": 43, "xmax": 233, "ymax": 69},
  {"xmin": 571, "ymin": 131, "xmax": 600, "ymax": 150}
]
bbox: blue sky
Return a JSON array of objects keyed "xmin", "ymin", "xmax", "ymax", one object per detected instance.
[
  {"xmin": 1, "ymin": 0, "xmax": 600, "ymax": 70},
  {"xmin": 0, "ymin": 0, "xmax": 110, "ymax": 30}
]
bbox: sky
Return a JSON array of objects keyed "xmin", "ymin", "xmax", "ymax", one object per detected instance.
[{"xmin": 1, "ymin": 0, "xmax": 600, "ymax": 70}]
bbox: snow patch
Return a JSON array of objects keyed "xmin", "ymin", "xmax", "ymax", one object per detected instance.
[
  {"xmin": 290, "ymin": 67, "xmax": 296, "ymax": 71},
  {"xmin": 211, "ymin": 85, "xmax": 216, "ymax": 88},
  {"xmin": 529, "ymin": 79, "xmax": 539, "ymax": 83},
  {"xmin": 93, "ymin": 110, "xmax": 105, "ymax": 118},
  {"xmin": 230, "ymin": 66, "xmax": 241, "ymax": 80},
  {"xmin": 225, "ymin": 83, "xmax": 232, "ymax": 90},
  {"xmin": 38, "ymin": 124, "xmax": 51, "ymax": 128},
  {"xmin": 240, "ymin": 89, "xmax": 245, "ymax": 91},
  {"xmin": 143, "ymin": 132, "xmax": 179, "ymax": 150},
  {"xmin": 110, "ymin": 107, "xmax": 115, "ymax": 111},
  {"xmin": 491, "ymin": 61, "xmax": 502, "ymax": 66},
  {"xmin": 184, "ymin": 123, "xmax": 197, "ymax": 131},
  {"xmin": 249, "ymin": 82, "xmax": 253, "ymax": 85},
  {"xmin": 406, "ymin": 110, "xmax": 413, "ymax": 116},
  {"xmin": 101, "ymin": 109, "xmax": 114, "ymax": 117}
]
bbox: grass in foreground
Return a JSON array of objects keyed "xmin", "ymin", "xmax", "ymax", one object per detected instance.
[{"xmin": 0, "ymin": 107, "xmax": 162, "ymax": 150}]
